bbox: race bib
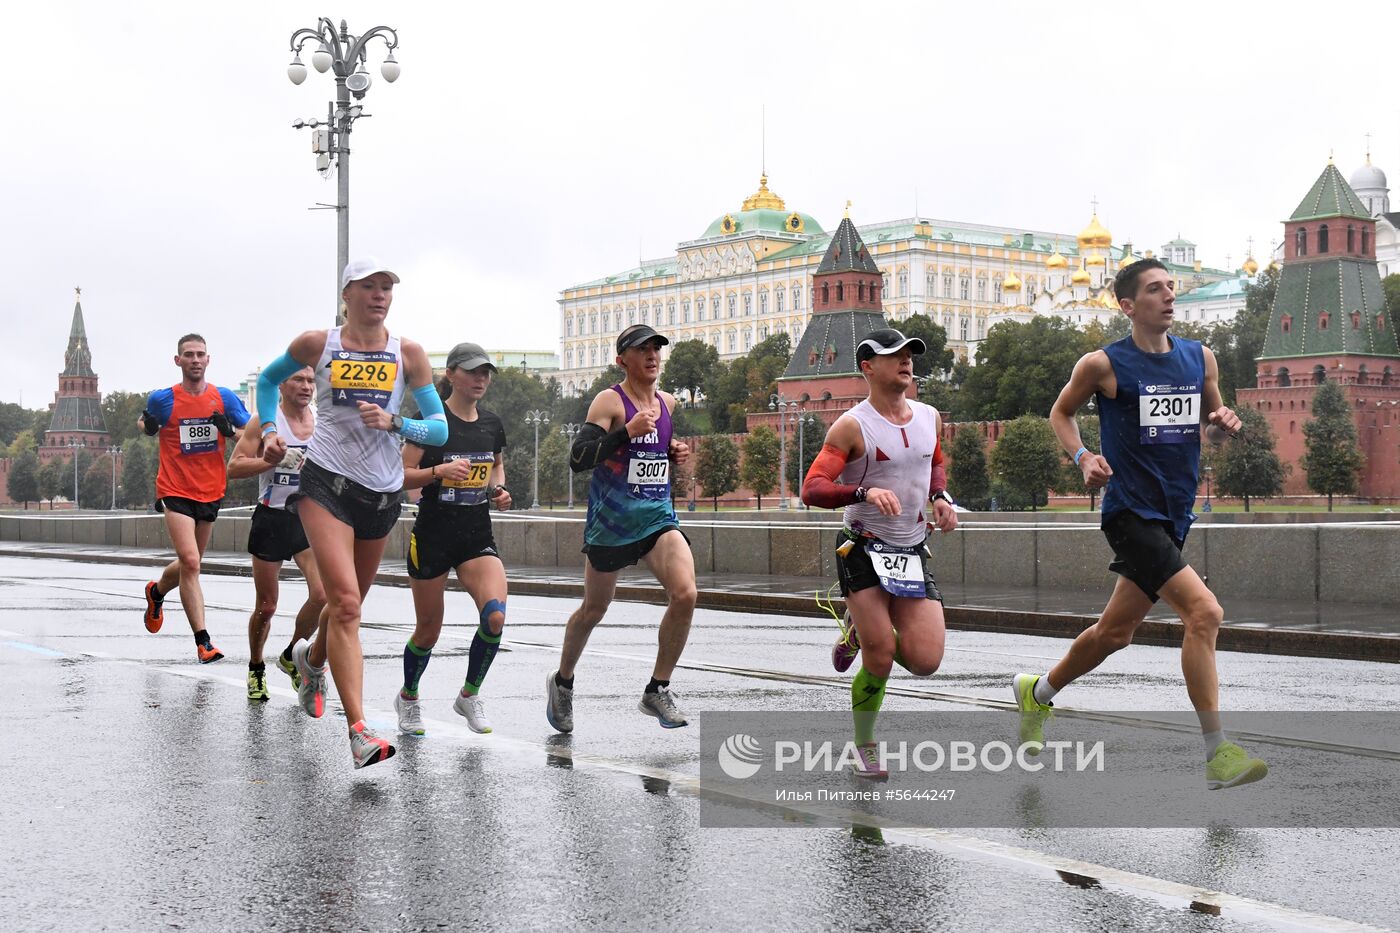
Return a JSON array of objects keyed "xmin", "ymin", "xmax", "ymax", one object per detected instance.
[
  {"xmin": 272, "ymin": 446, "xmax": 306, "ymax": 488},
  {"xmin": 627, "ymin": 450, "xmax": 670, "ymax": 500},
  {"xmin": 177, "ymin": 417, "xmax": 218, "ymax": 455},
  {"xmin": 864, "ymin": 541, "xmax": 925, "ymax": 598},
  {"xmin": 1138, "ymin": 381, "xmax": 1201, "ymax": 445},
  {"xmin": 439, "ymin": 452, "xmax": 494, "ymax": 505},
  {"xmin": 329, "ymin": 350, "xmax": 399, "ymax": 408}
]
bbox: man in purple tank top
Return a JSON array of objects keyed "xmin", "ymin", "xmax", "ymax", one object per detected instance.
[
  {"xmin": 801, "ymin": 328, "xmax": 959, "ymax": 779},
  {"xmin": 1014, "ymin": 259, "xmax": 1267, "ymax": 790},
  {"xmin": 547, "ymin": 324, "xmax": 695, "ymax": 733}
]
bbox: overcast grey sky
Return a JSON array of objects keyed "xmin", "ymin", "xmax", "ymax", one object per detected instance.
[{"xmin": 4, "ymin": 0, "xmax": 1394, "ymax": 405}]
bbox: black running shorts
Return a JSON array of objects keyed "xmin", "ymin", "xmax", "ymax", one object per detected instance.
[
  {"xmin": 1101, "ymin": 510, "xmax": 1189, "ymax": 602},
  {"xmin": 159, "ymin": 496, "xmax": 222, "ymax": 524},
  {"xmin": 835, "ymin": 530, "xmax": 943, "ymax": 602},
  {"xmin": 407, "ymin": 523, "xmax": 500, "ymax": 580},
  {"xmin": 247, "ymin": 503, "xmax": 310, "ymax": 563},
  {"xmin": 582, "ymin": 525, "xmax": 688, "ymax": 573},
  {"xmin": 289, "ymin": 459, "xmax": 403, "ymax": 541}
]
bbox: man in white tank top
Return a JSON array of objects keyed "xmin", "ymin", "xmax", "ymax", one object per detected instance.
[
  {"xmin": 801, "ymin": 328, "xmax": 959, "ymax": 780},
  {"xmin": 227, "ymin": 366, "xmax": 325, "ymax": 702}
]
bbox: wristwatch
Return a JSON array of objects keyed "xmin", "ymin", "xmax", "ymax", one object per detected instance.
[
  {"xmin": 390, "ymin": 414, "xmax": 404, "ymax": 434},
  {"xmin": 932, "ymin": 490, "xmax": 955, "ymax": 506},
  {"xmin": 854, "ymin": 486, "xmax": 869, "ymax": 503}
]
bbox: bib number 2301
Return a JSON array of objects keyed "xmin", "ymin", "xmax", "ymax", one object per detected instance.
[{"xmin": 1139, "ymin": 382, "xmax": 1201, "ymax": 445}]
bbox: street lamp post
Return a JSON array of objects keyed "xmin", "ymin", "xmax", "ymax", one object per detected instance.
[
  {"xmin": 769, "ymin": 394, "xmax": 797, "ymax": 510},
  {"xmin": 794, "ymin": 411, "xmax": 816, "ymax": 507},
  {"xmin": 1202, "ymin": 464, "xmax": 1214, "ymax": 513},
  {"xmin": 561, "ymin": 423, "xmax": 581, "ymax": 509},
  {"xmin": 108, "ymin": 446, "xmax": 121, "ymax": 510},
  {"xmin": 526, "ymin": 410, "xmax": 550, "ymax": 510},
  {"xmin": 286, "ymin": 17, "xmax": 400, "ymax": 322},
  {"xmin": 66, "ymin": 440, "xmax": 82, "ymax": 510}
]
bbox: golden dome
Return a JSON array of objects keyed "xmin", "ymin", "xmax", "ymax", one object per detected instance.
[
  {"xmin": 1046, "ymin": 249, "xmax": 1068, "ymax": 269},
  {"xmin": 1002, "ymin": 271, "xmax": 1022, "ymax": 292},
  {"xmin": 1077, "ymin": 212, "xmax": 1112, "ymax": 249},
  {"xmin": 741, "ymin": 174, "xmax": 786, "ymax": 212},
  {"xmin": 1071, "ymin": 264, "xmax": 1092, "ymax": 285},
  {"xmin": 1085, "ymin": 254, "xmax": 1106, "ymax": 267},
  {"xmin": 1242, "ymin": 255, "xmax": 1259, "ymax": 276}
]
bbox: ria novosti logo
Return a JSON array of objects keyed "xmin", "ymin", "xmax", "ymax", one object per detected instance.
[{"xmin": 717, "ymin": 734, "xmax": 764, "ymax": 779}]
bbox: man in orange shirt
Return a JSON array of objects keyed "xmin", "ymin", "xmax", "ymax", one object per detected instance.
[{"xmin": 138, "ymin": 334, "xmax": 250, "ymax": 662}]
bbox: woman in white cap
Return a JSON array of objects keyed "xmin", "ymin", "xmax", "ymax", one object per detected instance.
[
  {"xmin": 256, "ymin": 257, "xmax": 447, "ymax": 769},
  {"xmin": 394, "ymin": 342, "xmax": 511, "ymax": 736}
]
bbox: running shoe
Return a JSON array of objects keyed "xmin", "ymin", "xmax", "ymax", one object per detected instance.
[
  {"xmin": 395, "ymin": 692, "xmax": 425, "ymax": 736},
  {"xmin": 276, "ymin": 652, "xmax": 301, "ymax": 689},
  {"xmin": 832, "ymin": 608, "xmax": 860, "ymax": 673},
  {"xmin": 853, "ymin": 742, "xmax": 889, "ymax": 781},
  {"xmin": 454, "ymin": 692, "xmax": 493, "ymax": 734},
  {"xmin": 1206, "ymin": 742, "xmax": 1268, "ymax": 790},
  {"xmin": 291, "ymin": 640, "xmax": 326, "ymax": 719},
  {"xmin": 196, "ymin": 640, "xmax": 224, "ymax": 664},
  {"xmin": 1012, "ymin": 673, "xmax": 1053, "ymax": 754},
  {"xmin": 349, "ymin": 720, "xmax": 396, "ymax": 770},
  {"xmin": 247, "ymin": 669, "xmax": 269, "ymax": 702},
  {"xmin": 545, "ymin": 670, "xmax": 573, "ymax": 734},
  {"xmin": 639, "ymin": 686, "xmax": 689, "ymax": 729},
  {"xmin": 143, "ymin": 581, "xmax": 164, "ymax": 634}
]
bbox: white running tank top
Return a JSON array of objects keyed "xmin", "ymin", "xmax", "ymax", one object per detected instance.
[
  {"xmin": 258, "ymin": 404, "xmax": 314, "ymax": 510},
  {"xmin": 306, "ymin": 327, "xmax": 407, "ymax": 493},
  {"xmin": 839, "ymin": 398, "xmax": 941, "ymax": 547}
]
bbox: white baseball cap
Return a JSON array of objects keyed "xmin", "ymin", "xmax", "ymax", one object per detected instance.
[{"xmin": 340, "ymin": 257, "xmax": 401, "ymax": 291}]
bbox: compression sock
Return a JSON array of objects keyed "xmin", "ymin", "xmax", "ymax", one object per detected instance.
[
  {"xmin": 851, "ymin": 665, "xmax": 889, "ymax": 746},
  {"xmin": 462, "ymin": 601, "xmax": 505, "ymax": 696},
  {"xmin": 555, "ymin": 672, "xmax": 574, "ymax": 689},
  {"xmin": 280, "ymin": 643, "xmax": 296, "ymax": 664},
  {"xmin": 1033, "ymin": 675, "xmax": 1059, "ymax": 706},
  {"xmin": 401, "ymin": 638, "xmax": 432, "ymax": 699},
  {"xmin": 645, "ymin": 677, "xmax": 670, "ymax": 695},
  {"xmin": 248, "ymin": 661, "xmax": 265, "ymax": 673},
  {"xmin": 194, "ymin": 629, "xmax": 212, "ymax": 649}
]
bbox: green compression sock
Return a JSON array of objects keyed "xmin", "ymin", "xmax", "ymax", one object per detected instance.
[
  {"xmin": 401, "ymin": 638, "xmax": 432, "ymax": 698},
  {"xmin": 852, "ymin": 665, "xmax": 889, "ymax": 746}
]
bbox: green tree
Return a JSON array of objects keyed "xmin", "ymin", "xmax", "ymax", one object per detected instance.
[
  {"xmin": 37, "ymin": 458, "xmax": 61, "ymax": 509},
  {"xmin": 483, "ymin": 368, "xmax": 553, "ymax": 487},
  {"xmin": 920, "ymin": 357, "xmax": 970, "ymax": 414},
  {"xmin": 1300, "ymin": 381, "xmax": 1365, "ymax": 511},
  {"xmin": 957, "ymin": 317, "xmax": 1093, "ymax": 420},
  {"xmin": 535, "ymin": 426, "xmax": 570, "ymax": 507},
  {"xmin": 6, "ymin": 450, "xmax": 40, "ymax": 508},
  {"xmin": 0, "ymin": 402, "xmax": 34, "ymax": 448},
  {"xmin": 899, "ymin": 314, "xmax": 955, "ymax": 378},
  {"xmin": 555, "ymin": 365, "xmax": 626, "ymax": 427},
  {"xmin": 7, "ymin": 429, "xmax": 37, "ymax": 459},
  {"xmin": 82, "ymin": 453, "xmax": 116, "ymax": 510},
  {"xmin": 705, "ymin": 358, "xmax": 751, "ymax": 433},
  {"xmin": 661, "ymin": 340, "xmax": 719, "ymax": 406},
  {"xmin": 988, "ymin": 415, "xmax": 1061, "ymax": 511},
  {"xmin": 785, "ymin": 415, "xmax": 827, "ymax": 494},
  {"xmin": 1219, "ymin": 264, "xmax": 1278, "ymax": 403},
  {"xmin": 120, "ymin": 437, "xmax": 157, "ymax": 508},
  {"xmin": 693, "ymin": 435, "xmax": 740, "ymax": 510},
  {"xmin": 57, "ymin": 450, "xmax": 95, "ymax": 505},
  {"xmin": 741, "ymin": 426, "xmax": 781, "ymax": 509},
  {"xmin": 31, "ymin": 408, "xmax": 52, "ymax": 440},
  {"xmin": 1083, "ymin": 314, "xmax": 1131, "ymax": 347},
  {"xmin": 1056, "ymin": 413, "xmax": 1104, "ymax": 509},
  {"xmin": 947, "ymin": 428, "xmax": 989, "ymax": 509},
  {"xmin": 1212, "ymin": 406, "xmax": 1286, "ymax": 511},
  {"xmin": 101, "ymin": 391, "xmax": 149, "ymax": 447}
]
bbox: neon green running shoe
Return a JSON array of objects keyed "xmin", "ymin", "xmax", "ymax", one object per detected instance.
[
  {"xmin": 277, "ymin": 652, "xmax": 301, "ymax": 689},
  {"xmin": 1206, "ymin": 742, "xmax": 1268, "ymax": 790},
  {"xmin": 247, "ymin": 669, "xmax": 270, "ymax": 702},
  {"xmin": 1012, "ymin": 673, "xmax": 1053, "ymax": 754}
]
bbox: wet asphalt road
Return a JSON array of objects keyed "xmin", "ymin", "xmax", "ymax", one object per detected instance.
[{"xmin": 3, "ymin": 554, "xmax": 1399, "ymax": 932}]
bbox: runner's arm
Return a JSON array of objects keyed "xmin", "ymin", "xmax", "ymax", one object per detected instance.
[
  {"xmin": 1199, "ymin": 346, "xmax": 1240, "ymax": 443},
  {"xmin": 227, "ymin": 424, "xmax": 275, "ymax": 479},
  {"xmin": 1050, "ymin": 350, "xmax": 1113, "ymax": 487},
  {"xmin": 401, "ymin": 439, "xmax": 434, "ymax": 490},
  {"xmin": 570, "ymin": 391, "xmax": 629, "ymax": 473},
  {"xmin": 139, "ymin": 389, "xmax": 173, "ymax": 436},
  {"xmin": 256, "ymin": 331, "xmax": 323, "ymax": 434},
  {"xmin": 802, "ymin": 416, "xmax": 864, "ymax": 508},
  {"xmin": 389, "ymin": 340, "xmax": 449, "ymax": 447}
]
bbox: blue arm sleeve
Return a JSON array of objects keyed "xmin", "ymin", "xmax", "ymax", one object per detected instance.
[
  {"xmin": 145, "ymin": 389, "xmax": 174, "ymax": 427},
  {"xmin": 397, "ymin": 384, "xmax": 449, "ymax": 446},
  {"xmin": 256, "ymin": 352, "xmax": 305, "ymax": 430},
  {"xmin": 219, "ymin": 388, "xmax": 251, "ymax": 428}
]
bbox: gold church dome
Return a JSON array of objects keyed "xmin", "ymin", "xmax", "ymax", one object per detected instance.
[
  {"xmin": 1002, "ymin": 271, "xmax": 1022, "ymax": 292},
  {"xmin": 1085, "ymin": 254, "xmax": 1107, "ymax": 267},
  {"xmin": 1077, "ymin": 212, "xmax": 1112, "ymax": 249},
  {"xmin": 1242, "ymin": 255, "xmax": 1259, "ymax": 276},
  {"xmin": 1071, "ymin": 264, "xmax": 1092, "ymax": 285},
  {"xmin": 1045, "ymin": 250, "xmax": 1068, "ymax": 269}
]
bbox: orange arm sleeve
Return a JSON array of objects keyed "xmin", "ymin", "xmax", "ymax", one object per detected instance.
[
  {"xmin": 930, "ymin": 438, "xmax": 946, "ymax": 497},
  {"xmin": 802, "ymin": 443, "xmax": 861, "ymax": 509}
]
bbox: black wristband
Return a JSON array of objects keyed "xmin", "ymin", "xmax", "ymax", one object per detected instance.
[{"xmin": 854, "ymin": 486, "xmax": 868, "ymax": 503}]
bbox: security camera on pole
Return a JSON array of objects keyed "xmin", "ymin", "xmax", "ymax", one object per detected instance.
[{"xmin": 286, "ymin": 17, "xmax": 400, "ymax": 323}]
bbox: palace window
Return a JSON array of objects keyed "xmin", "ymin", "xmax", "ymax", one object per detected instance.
[
  {"xmin": 943, "ymin": 273, "xmax": 953, "ymax": 298},
  {"xmin": 1363, "ymin": 228, "xmax": 1371, "ymax": 253},
  {"xmin": 590, "ymin": 312, "xmax": 598, "ymax": 334},
  {"xmin": 1313, "ymin": 364, "xmax": 1327, "ymax": 384},
  {"xmin": 775, "ymin": 286, "xmax": 785, "ymax": 313},
  {"xmin": 668, "ymin": 300, "xmax": 677, "ymax": 324},
  {"xmin": 1277, "ymin": 367, "xmax": 1291, "ymax": 386},
  {"xmin": 976, "ymin": 277, "xmax": 986, "ymax": 301},
  {"xmin": 759, "ymin": 326, "xmax": 769, "ymax": 340},
  {"xmin": 759, "ymin": 290, "xmax": 767, "ymax": 314},
  {"xmin": 882, "ymin": 272, "xmax": 890, "ymax": 295},
  {"xmin": 821, "ymin": 283, "xmax": 830, "ymax": 305},
  {"xmin": 792, "ymin": 285, "xmax": 802, "ymax": 309},
  {"xmin": 567, "ymin": 316, "xmax": 574, "ymax": 336},
  {"xmin": 730, "ymin": 295, "xmax": 738, "ymax": 318},
  {"xmin": 589, "ymin": 346, "xmax": 597, "ymax": 366},
  {"xmin": 960, "ymin": 276, "xmax": 970, "ymax": 300},
  {"xmin": 712, "ymin": 296, "xmax": 721, "ymax": 319},
  {"xmin": 960, "ymin": 318, "xmax": 968, "ymax": 340},
  {"xmin": 926, "ymin": 272, "xmax": 936, "ymax": 296},
  {"xmin": 728, "ymin": 331, "xmax": 737, "ymax": 352},
  {"xmin": 1348, "ymin": 225, "xmax": 1356, "ymax": 252},
  {"xmin": 1318, "ymin": 224, "xmax": 1329, "ymax": 253},
  {"xmin": 993, "ymin": 281, "xmax": 1002, "ymax": 302},
  {"xmin": 1296, "ymin": 227, "xmax": 1307, "ymax": 256},
  {"xmin": 744, "ymin": 330, "xmax": 754, "ymax": 350},
  {"xmin": 836, "ymin": 282, "xmax": 844, "ymax": 302},
  {"xmin": 566, "ymin": 349, "xmax": 573, "ymax": 368},
  {"xmin": 858, "ymin": 282, "xmax": 865, "ymax": 302},
  {"xmin": 683, "ymin": 300, "xmax": 692, "ymax": 323},
  {"xmin": 898, "ymin": 271, "xmax": 908, "ymax": 297}
]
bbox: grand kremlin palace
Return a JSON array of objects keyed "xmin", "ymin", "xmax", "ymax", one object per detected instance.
[{"xmin": 554, "ymin": 174, "xmax": 1239, "ymax": 395}]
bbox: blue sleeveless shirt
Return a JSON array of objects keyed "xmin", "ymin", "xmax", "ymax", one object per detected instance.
[
  {"xmin": 583, "ymin": 385, "xmax": 679, "ymax": 547},
  {"xmin": 1097, "ymin": 335, "xmax": 1205, "ymax": 541}
]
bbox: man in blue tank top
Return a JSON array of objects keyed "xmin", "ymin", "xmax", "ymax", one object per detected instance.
[
  {"xmin": 546, "ymin": 324, "xmax": 695, "ymax": 733},
  {"xmin": 1013, "ymin": 259, "xmax": 1268, "ymax": 790}
]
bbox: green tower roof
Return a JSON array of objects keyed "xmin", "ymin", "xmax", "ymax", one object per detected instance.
[
  {"xmin": 1259, "ymin": 257, "xmax": 1400, "ymax": 360},
  {"xmin": 1289, "ymin": 163, "xmax": 1371, "ymax": 222}
]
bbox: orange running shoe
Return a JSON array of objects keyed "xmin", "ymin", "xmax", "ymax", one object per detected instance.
[
  {"xmin": 196, "ymin": 640, "xmax": 224, "ymax": 664},
  {"xmin": 143, "ymin": 581, "xmax": 165, "ymax": 633}
]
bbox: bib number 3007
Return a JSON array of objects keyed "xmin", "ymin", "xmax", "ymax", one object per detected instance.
[
  {"xmin": 1138, "ymin": 382, "xmax": 1201, "ymax": 445},
  {"xmin": 627, "ymin": 451, "xmax": 670, "ymax": 500}
]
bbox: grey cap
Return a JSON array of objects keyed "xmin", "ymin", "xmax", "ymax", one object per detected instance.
[{"xmin": 445, "ymin": 342, "xmax": 495, "ymax": 372}]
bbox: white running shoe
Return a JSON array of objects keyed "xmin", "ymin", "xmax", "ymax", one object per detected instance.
[
  {"xmin": 545, "ymin": 670, "xmax": 573, "ymax": 734},
  {"xmin": 454, "ymin": 692, "xmax": 493, "ymax": 733},
  {"xmin": 639, "ymin": 686, "xmax": 688, "ymax": 728},
  {"xmin": 395, "ymin": 692, "xmax": 425, "ymax": 735},
  {"xmin": 291, "ymin": 640, "xmax": 326, "ymax": 719},
  {"xmin": 349, "ymin": 720, "xmax": 395, "ymax": 769}
]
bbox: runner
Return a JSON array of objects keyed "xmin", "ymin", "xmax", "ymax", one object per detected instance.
[
  {"xmin": 395, "ymin": 342, "xmax": 511, "ymax": 736},
  {"xmin": 800, "ymin": 328, "xmax": 957, "ymax": 780},
  {"xmin": 139, "ymin": 334, "xmax": 251, "ymax": 663},
  {"xmin": 256, "ymin": 258, "xmax": 446, "ymax": 769},
  {"xmin": 226, "ymin": 364, "xmax": 325, "ymax": 702},
  {"xmin": 1014, "ymin": 257, "xmax": 1268, "ymax": 790},
  {"xmin": 546, "ymin": 323, "xmax": 693, "ymax": 733}
]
